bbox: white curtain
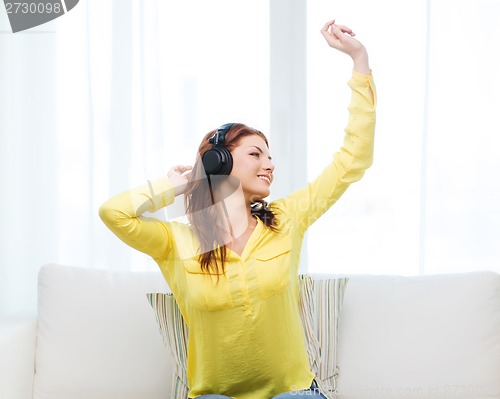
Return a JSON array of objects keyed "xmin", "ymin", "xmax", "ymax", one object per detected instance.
[
  {"xmin": 0, "ymin": 0, "xmax": 269, "ymax": 317},
  {"xmin": 306, "ymin": 0, "xmax": 500, "ymax": 276}
]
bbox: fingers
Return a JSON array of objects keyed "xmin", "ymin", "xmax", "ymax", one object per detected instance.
[
  {"xmin": 168, "ymin": 165, "xmax": 192, "ymax": 178},
  {"xmin": 336, "ymin": 24, "xmax": 355, "ymax": 36},
  {"xmin": 174, "ymin": 165, "xmax": 193, "ymax": 174},
  {"xmin": 320, "ymin": 19, "xmax": 335, "ymax": 33},
  {"xmin": 332, "ymin": 25, "xmax": 347, "ymax": 42},
  {"xmin": 321, "ymin": 19, "xmax": 356, "ymax": 40}
]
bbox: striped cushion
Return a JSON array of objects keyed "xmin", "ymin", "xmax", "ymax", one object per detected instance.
[
  {"xmin": 146, "ymin": 275, "xmax": 348, "ymax": 399},
  {"xmin": 146, "ymin": 292, "xmax": 189, "ymax": 399},
  {"xmin": 298, "ymin": 275, "xmax": 349, "ymax": 398}
]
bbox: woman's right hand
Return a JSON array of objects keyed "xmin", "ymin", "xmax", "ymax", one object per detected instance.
[{"xmin": 167, "ymin": 165, "xmax": 193, "ymax": 196}]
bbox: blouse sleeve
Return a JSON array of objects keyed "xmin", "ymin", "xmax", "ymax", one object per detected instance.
[
  {"xmin": 98, "ymin": 177, "xmax": 176, "ymax": 260},
  {"xmin": 271, "ymin": 70, "xmax": 377, "ymax": 234}
]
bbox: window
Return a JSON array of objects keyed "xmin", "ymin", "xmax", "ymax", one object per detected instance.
[{"xmin": 305, "ymin": 1, "xmax": 500, "ymax": 275}]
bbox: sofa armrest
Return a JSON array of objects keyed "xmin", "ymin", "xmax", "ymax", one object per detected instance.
[{"xmin": 0, "ymin": 313, "xmax": 37, "ymax": 399}]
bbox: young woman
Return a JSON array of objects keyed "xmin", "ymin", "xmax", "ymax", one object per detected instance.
[{"xmin": 100, "ymin": 20, "xmax": 376, "ymax": 399}]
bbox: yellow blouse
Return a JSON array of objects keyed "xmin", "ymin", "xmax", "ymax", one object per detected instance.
[{"xmin": 99, "ymin": 70, "xmax": 376, "ymax": 399}]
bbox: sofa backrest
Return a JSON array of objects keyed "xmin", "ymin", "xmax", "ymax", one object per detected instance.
[
  {"xmin": 34, "ymin": 264, "xmax": 172, "ymax": 399},
  {"xmin": 333, "ymin": 272, "xmax": 500, "ymax": 399},
  {"xmin": 34, "ymin": 265, "xmax": 500, "ymax": 399}
]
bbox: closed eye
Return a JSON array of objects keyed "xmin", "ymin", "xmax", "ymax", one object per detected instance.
[{"xmin": 250, "ymin": 152, "xmax": 260, "ymax": 157}]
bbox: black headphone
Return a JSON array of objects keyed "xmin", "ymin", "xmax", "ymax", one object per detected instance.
[{"xmin": 201, "ymin": 123, "xmax": 235, "ymax": 176}]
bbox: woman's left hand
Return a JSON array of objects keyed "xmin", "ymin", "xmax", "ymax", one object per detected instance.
[{"xmin": 320, "ymin": 20, "xmax": 370, "ymax": 74}]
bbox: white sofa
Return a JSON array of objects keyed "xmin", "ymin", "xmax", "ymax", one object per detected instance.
[{"xmin": 1, "ymin": 264, "xmax": 499, "ymax": 399}]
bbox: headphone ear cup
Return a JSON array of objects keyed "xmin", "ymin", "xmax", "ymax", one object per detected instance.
[
  {"xmin": 216, "ymin": 147, "xmax": 233, "ymax": 175},
  {"xmin": 202, "ymin": 147, "xmax": 233, "ymax": 175}
]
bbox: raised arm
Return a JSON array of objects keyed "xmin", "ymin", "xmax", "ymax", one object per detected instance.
[
  {"xmin": 99, "ymin": 165, "xmax": 192, "ymax": 259},
  {"xmin": 271, "ymin": 21, "xmax": 376, "ymax": 233}
]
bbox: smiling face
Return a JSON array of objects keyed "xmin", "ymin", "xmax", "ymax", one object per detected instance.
[{"xmin": 229, "ymin": 134, "xmax": 275, "ymax": 203}]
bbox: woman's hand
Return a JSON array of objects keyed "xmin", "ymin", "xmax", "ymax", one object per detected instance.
[
  {"xmin": 167, "ymin": 165, "xmax": 193, "ymax": 196},
  {"xmin": 320, "ymin": 20, "xmax": 370, "ymax": 75}
]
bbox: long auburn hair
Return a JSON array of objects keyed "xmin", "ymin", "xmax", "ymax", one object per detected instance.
[{"xmin": 184, "ymin": 123, "xmax": 278, "ymax": 276}]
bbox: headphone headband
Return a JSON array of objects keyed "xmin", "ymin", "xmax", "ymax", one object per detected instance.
[{"xmin": 209, "ymin": 123, "xmax": 236, "ymax": 146}]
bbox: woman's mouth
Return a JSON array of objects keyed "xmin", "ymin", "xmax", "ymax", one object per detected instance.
[{"xmin": 257, "ymin": 175, "xmax": 271, "ymax": 185}]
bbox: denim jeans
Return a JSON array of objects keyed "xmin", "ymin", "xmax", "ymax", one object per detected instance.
[{"xmin": 195, "ymin": 379, "xmax": 327, "ymax": 399}]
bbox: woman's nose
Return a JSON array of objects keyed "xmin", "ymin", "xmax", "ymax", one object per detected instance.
[{"xmin": 263, "ymin": 159, "xmax": 275, "ymax": 173}]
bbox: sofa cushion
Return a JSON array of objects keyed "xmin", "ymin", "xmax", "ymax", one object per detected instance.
[
  {"xmin": 34, "ymin": 264, "xmax": 172, "ymax": 399},
  {"xmin": 147, "ymin": 275, "xmax": 349, "ymax": 399},
  {"xmin": 146, "ymin": 293, "xmax": 189, "ymax": 399},
  {"xmin": 335, "ymin": 271, "xmax": 500, "ymax": 399}
]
